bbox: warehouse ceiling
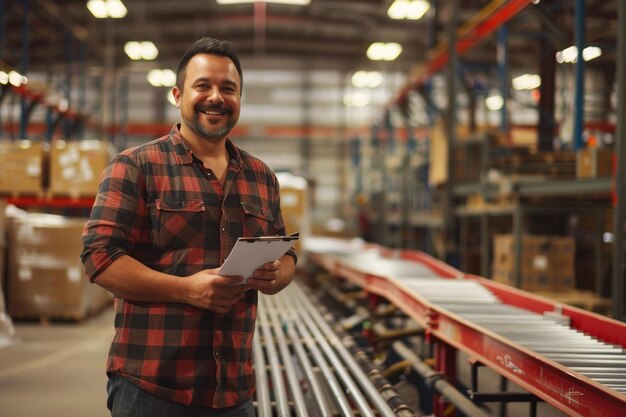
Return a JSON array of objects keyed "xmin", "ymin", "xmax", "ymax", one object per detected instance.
[{"xmin": 3, "ymin": 0, "xmax": 620, "ymax": 82}]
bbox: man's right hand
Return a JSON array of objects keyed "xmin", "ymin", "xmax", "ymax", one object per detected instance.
[{"xmin": 185, "ymin": 269, "xmax": 248, "ymax": 313}]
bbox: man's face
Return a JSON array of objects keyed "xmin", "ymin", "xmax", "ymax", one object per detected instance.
[{"xmin": 173, "ymin": 53, "xmax": 241, "ymax": 141}]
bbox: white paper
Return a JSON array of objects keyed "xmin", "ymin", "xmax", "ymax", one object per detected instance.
[{"xmin": 218, "ymin": 237, "xmax": 296, "ymax": 283}]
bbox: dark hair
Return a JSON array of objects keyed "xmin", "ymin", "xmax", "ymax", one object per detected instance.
[{"xmin": 175, "ymin": 37, "xmax": 243, "ymax": 91}]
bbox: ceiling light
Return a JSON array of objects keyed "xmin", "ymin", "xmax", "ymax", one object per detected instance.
[
  {"xmin": 8, "ymin": 71, "xmax": 24, "ymax": 87},
  {"xmin": 87, "ymin": 0, "xmax": 127, "ymax": 18},
  {"xmin": 140, "ymin": 42, "xmax": 159, "ymax": 60},
  {"xmin": 125, "ymin": 41, "xmax": 159, "ymax": 60},
  {"xmin": 556, "ymin": 45, "xmax": 602, "ymax": 63},
  {"xmin": 217, "ymin": 0, "xmax": 310, "ymax": 4},
  {"xmin": 485, "ymin": 95, "xmax": 503, "ymax": 111},
  {"xmin": 148, "ymin": 69, "xmax": 176, "ymax": 87},
  {"xmin": 0, "ymin": 71, "xmax": 8, "ymax": 84},
  {"xmin": 106, "ymin": 0, "xmax": 127, "ymax": 18},
  {"xmin": 351, "ymin": 71, "xmax": 383, "ymax": 88},
  {"xmin": 344, "ymin": 91, "xmax": 370, "ymax": 107},
  {"xmin": 388, "ymin": 0, "xmax": 430, "ymax": 20},
  {"xmin": 367, "ymin": 42, "xmax": 402, "ymax": 61},
  {"xmin": 512, "ymin": 74, "xmax": 541, "ymax": 90}
]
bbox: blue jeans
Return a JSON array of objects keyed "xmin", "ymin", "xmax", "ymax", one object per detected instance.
[{"xmin": 107, "ymin": 374, "xmax": 256, "ymax": 417}]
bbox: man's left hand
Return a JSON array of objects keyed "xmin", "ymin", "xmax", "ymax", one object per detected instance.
[{"xmin": 246, "ymin": 255, "xmax": 296, "ymax": 295}]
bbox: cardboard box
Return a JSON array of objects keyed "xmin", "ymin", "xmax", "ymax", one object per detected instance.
[
  {"xmin": 492, "ymin": 234, "xmax": 576, "ymax": 291},
  {"xmin": 577, "ymin": 149, "xmax": 614, "ymax": 178},
  {"xmin": 277, "ymin": 173, "xmax": 309, "ymax": 253},
  {"xmin": 6, "ymin": 212, "xmax": 111, "ymax": 320},
  {"xmin": 0, "ymin": 140, "xmax": 46, "ymax": 196},
  {"xmin": 48, "ymin": 140, "xmax": 110, "ymax": 198}
]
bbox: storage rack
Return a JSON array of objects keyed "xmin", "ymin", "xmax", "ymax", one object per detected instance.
[{"xmin": 361, "ymin": 0, "xmax": 626, "ymax": 321}]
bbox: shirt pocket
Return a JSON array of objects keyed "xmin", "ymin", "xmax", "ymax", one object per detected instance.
[
  {"xmin": 153, "ymin": 198, "xmax": 206, "ymax": 249},
  {"xmin": 240, "ymin": 199, "xmax": 274, "ymax": 237}
]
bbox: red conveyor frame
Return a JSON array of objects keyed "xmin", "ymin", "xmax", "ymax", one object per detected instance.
[{"xmin": 308, "ymin": 248, "xmax": 626, "ymax": 417}]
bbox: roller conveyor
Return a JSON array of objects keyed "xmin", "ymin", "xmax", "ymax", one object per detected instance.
[
  {"xmin": 305, "ymin": 237, "xmax": 626, "ymax": 417},
  {"xmin": 253, "ymin": 280, "xmax": 420, "ymax": 417}
]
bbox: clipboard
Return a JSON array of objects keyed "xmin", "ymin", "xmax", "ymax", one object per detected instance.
[{"xmin": 218, "ymin": 233, "xmax": 299, "ymax": 283}]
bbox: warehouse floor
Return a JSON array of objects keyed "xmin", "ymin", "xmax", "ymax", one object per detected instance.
[{"xmin": 0, "ymin": 307, "xmax": 114, "ymax": 417}]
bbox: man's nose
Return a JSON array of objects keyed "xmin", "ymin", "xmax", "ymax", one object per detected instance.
[{"xmin": 206, "ymin": 86, "xmax": 224, "ymax": 103}]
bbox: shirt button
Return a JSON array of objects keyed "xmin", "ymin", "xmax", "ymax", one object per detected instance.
[{"xmin": 215, "ymin": 351, "xmax": 220, "ymax": 360}]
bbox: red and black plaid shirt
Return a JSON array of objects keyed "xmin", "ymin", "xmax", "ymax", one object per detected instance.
[{"xmin": 81, "ymin": 125, "xmax": 295, "ymax": 408}]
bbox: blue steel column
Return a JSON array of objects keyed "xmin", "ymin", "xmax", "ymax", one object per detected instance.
[
  {"xmin": 497, "ymin": 25, "xmax": 508, "ymax": 132},
  {"xmin": 612, "ymin": 0, "xmax": 625, "ymax": 321},
  {"xmin": 18, "ymin": 0, "xmax": 30, "ymax": 139},
  {"xmin": 63, "ymin": 30, "xmax": 74, "ymax": 139},
  {"xmin": 78, "ymin": 41, "xmax": 86, "ymax": 139},
  {"xmin": 0, "ymin": 0, "xmax": 5, "ymax": 137},
  {"xmin": 573, "ymin": 0, "xmax": 585, "ymax": 150}
]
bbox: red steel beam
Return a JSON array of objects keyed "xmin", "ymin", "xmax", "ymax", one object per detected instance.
[{"xmin": 394, "ymin": 0, "xmax": 534, "ymax": 105}]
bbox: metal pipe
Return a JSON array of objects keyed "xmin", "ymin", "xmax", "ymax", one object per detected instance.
[
  {"xmin": 252, "ymin": 322, "xmax": 271, "ymax": 417},
  {"xmin": 272, "ymin": 294, "xmax": 335, "ymax": 417},
  {"xmin": 291, "ymin": 283, "xmax": 395, "ymax": 417},
  {"xmin": 257, "ymin": 296, "xmax": 290, "ymax": 416},
  {"xmin": 573, "ymin": 0, "xmax": 585, "ymax": 150},
  {"xmin": 279, "ymin": 288, "xmax": 358, "ymax": 417},
  {"xmin": 392, "ymin": 341, "xmax": 492, "ymax": 417},
  {"xmin": 263, "ymin": 294, "xmax": 309, "ymax": 417}
]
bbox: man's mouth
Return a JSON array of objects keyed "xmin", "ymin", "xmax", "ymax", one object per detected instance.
[{"xmin": 197, "ymin": 106, "xmax": 229, "ymax": 116}]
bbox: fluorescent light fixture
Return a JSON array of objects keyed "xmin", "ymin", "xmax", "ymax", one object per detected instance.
[
  {"xmin": 217, "ymin": 0, "xmax": 310, "ymax": 4},
  {"xmin": 124, "ymin": 41, "xmax": 142, "ymax": 60},
  {"xmin": 512, "ymin": 74, "xmax": 541, "ymax": 90},
  {"xmin": 344, "ymin": 91, "xmax": 370, "ymax": 107},
  {"xmin": 0, "ymin": 71, "xmax": 8, "ymax": 84},
  {"xmin": 125, "ymin": 41, "xmax": 159, "ymax": 60},
  {"xmin": 556, "ymin": 45, "xmax": 602, "ymax": 63},
  {"xmin": 148, "ymin": 69, "xmax": 176, "ymax": 87},
  {"xmin": 140, "ymin": 42, "xmax": 159, "ymax": 60},
  {"xmin": 8, "ymin": 70, "xmax": 24, "ymax": 87},
  {"xmin": 388, "ymin": 0, "xmax": 430, "ymax": 20},
  {"xmin": 87, "ymin": 0, "xmax": 127, "ymax": 18},
  {"xmin": 351, "ymin": 71, "xmax": 383, "ymax": 88},
  {"xmin": 106, "ymin": 0, "xmax": 127, "ymax": 18},
  {"xmin": 485, "ymin": 95, "xmax": 503, "ymax": 111},
  {"xmin": 367, "ymin": 42, "xmax": 402, "ymax": 61},
  {"xmin": 87, "ymin": 0, "xmax": 108, "ymax": 18}
]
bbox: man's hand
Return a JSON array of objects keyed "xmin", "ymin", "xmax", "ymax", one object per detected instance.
[
  {"xmin": 185, "ymin": 269, "xmax": 247, "ymax": 313},
  {"xmin": 246, "ymin": 255, "xmax": 296, "ymax": 295}
]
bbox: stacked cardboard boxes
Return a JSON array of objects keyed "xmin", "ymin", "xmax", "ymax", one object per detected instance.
[
  {"xmin": 6, "ymin": 212, "xmax": 112, "ymax": 320},
  {"xmin": 48, "ymin": 140, "xmax": 110, "ymax": 198},
  {"xmin": 492, "ymin": 234, "xmax": 576, "ymax": 291},
  {"xmin": 576, "ymin": 148, "xmax": 614, "ymax": 178},
  {"xmin": 0, "ymin": 140, "xmax": 47, "ymax": 196}
]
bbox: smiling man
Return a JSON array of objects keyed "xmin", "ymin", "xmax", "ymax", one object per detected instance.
[{"xmin": 81, "ymin": 37, "xmax": 296, "ymax": 417}]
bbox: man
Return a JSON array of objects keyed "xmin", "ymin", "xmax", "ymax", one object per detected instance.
[{"xmin": 82, "ymin": 37, "xmax": 296, "ymax": 417}]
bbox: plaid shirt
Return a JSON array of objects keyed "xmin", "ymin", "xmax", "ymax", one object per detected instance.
[{"xmin": 81, "ymin": 125, "xmax": 295, "ymax": 408}]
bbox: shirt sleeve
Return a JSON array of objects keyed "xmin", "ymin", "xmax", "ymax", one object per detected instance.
[{"xmin": 81, "ymin": 153, "xmax": 148, "ymax": 282}]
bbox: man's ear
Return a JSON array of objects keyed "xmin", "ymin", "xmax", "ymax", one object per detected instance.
[{"xmin": 172, "ymin": 87, "xmax": 181, "ymax": 107}]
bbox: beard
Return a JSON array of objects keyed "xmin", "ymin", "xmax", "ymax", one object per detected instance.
[{"xmin": 182, "ymin": 106, "xmax": 236, "ymax": 140}]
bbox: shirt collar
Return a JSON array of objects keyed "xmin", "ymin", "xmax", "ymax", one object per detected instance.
[{"xmin": 169, "ymin": 124, "xmax": 242, "ymax": 167}]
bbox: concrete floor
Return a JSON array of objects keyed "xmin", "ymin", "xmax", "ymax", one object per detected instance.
[{"xmin": 0, "ymin": 307, "xmax": 114, "ymax": 417}]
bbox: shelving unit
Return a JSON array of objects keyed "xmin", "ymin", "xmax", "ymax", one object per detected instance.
[{"xmin": 362, "ymin": 1, "xmax": 625, "ymax": 321}]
